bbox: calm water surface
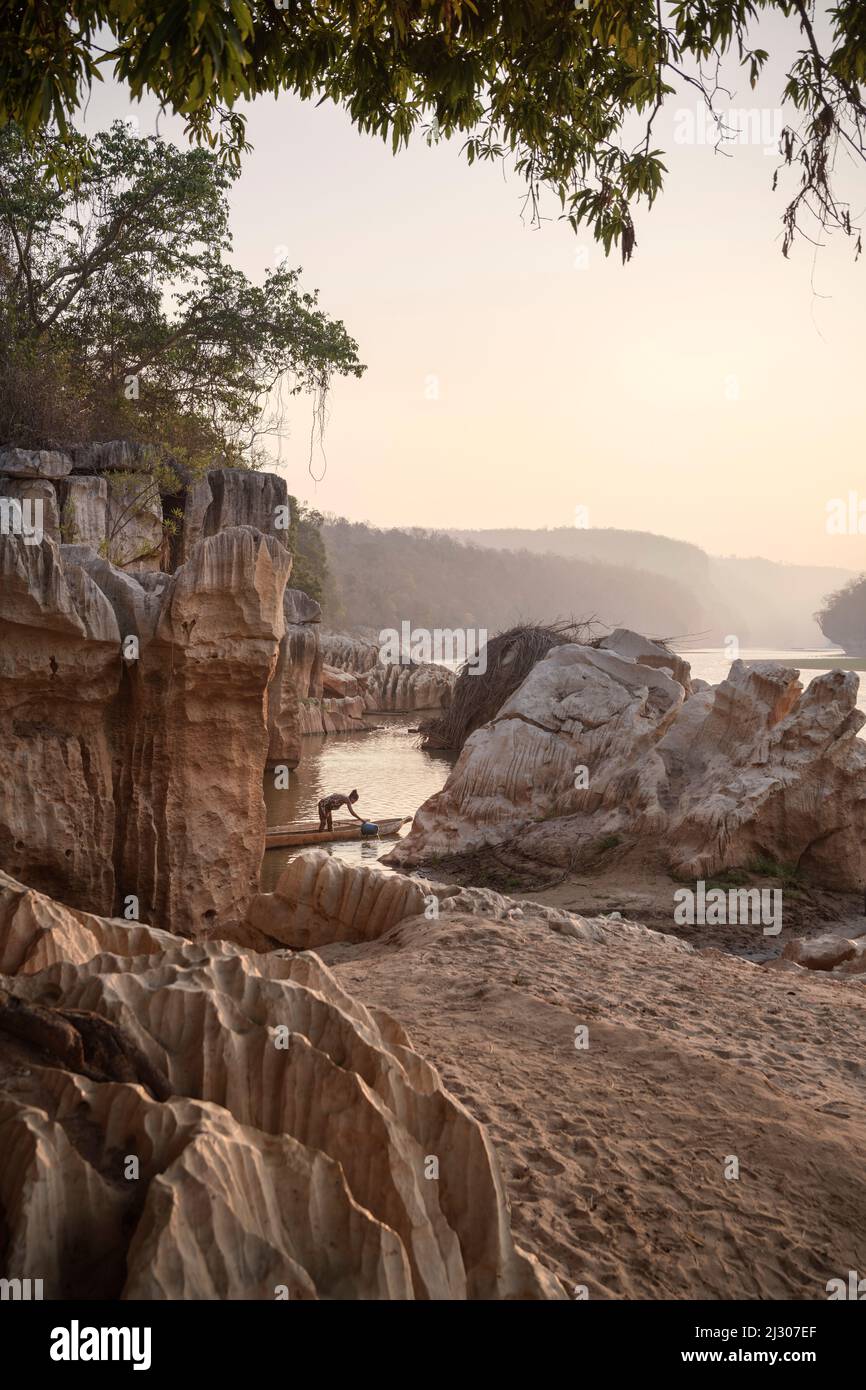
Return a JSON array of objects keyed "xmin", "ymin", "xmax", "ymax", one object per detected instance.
[
  {"xmin": 261, "ymin": 648, "xmax": 861, "ymax": 884},
  {"xmin": 261, "ymin": 712, "xmax": 455, "ymax": 888}
]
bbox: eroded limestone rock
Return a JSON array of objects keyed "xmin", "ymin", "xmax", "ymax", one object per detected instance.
[
  {"xmin": 0, "ymin": 537, "xmax": 120, "ymax": 912},
  {"xmin": 57, "ymin": 476, "xmax": 108, "ymax": 549},
  {"xmin": 267, "ymin": 588, "xmax": 325, "ymax": 769},
  {"xmin": 181, "ymin": 467, "xmax": 289, "ymax": 563},
  {"xmin": 0, "ymin": 871, "xmax": 562, "ymax": 1300},
  {"xmin": 0, "ymin": 478, "xmax": 60, "ymax": 544},
  {"xmin": 361, "ymin": 660, "xmax": 454, "ymax": 712},
  {"xmin": 67, "ymin": 441, "xmax": 159, "ymax": 474},
  {"xmin": 105, "ymin": 475, "xmax": 164, "ymax": 572},
  {"xmin": 1, "ymin": 527, "xmax": 290, "ymax": 936},
  {"xmin": 319, "ymin": 630, "xmax": 380, "ymax": 673},
  {"xmin": 386, "ymin": 634, "xmax": 866, "ymax": 892},
  {"xmin": 244, "ymin": 848, "xmax": 691, "ymax": 955},
  {"xmin": 0, "ymin": 448, "xmax": 72, "ymax": 479}
]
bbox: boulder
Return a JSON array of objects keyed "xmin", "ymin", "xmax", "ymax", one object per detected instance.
[
  {"xmin": 0, "ymin": 447, "xmax": 72, "ymax": 479},
  {"xmin": 244, "ymin": 848, "xmax": 691, "ymax": 954},
  {"xmin": 298, "ymin": 696, "xmax": 367, "ymax": 736},
  {"xmin": 597, "ymin": 627, "xmax": 693, "ymax": 692},
  {"xmin": 322, "ymin": 665, "xmax": 362, "ymax": 699},
  {"xmin": 247, "ymin": 849, "xmax": 430, "ymax": 948},
  {"xmin": 387, "ymin": 634, "xmax": 866, "ymax": 894},
  {"xmin": 782, "ymin": 935, "xmax": 859, "ymax": 971},
  {"xmin": 388, "ymin": 639, "xmax": 684, "ymax": 866}
]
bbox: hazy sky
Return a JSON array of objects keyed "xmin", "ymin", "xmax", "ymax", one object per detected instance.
[{"xmin": 84, "ymin": 11, "xmax": 864, "ymax": 568}]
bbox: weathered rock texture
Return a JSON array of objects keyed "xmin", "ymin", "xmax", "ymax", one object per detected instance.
[
  {"xmin": 57, "ymin": 476, "xmax": 107, "ymax": 548},
  {"xmin": 321, "ymin": 665, "xmax": 362, "ymax": 698},
  {"xmin": 0, "ymin": 527, "xmax": 290, "ymax": 936},
  {"xmin": 269, "ymin": 619, "xmax": 456, "ymax": 762},
  {"xmin": 0, "ymin": 869, "xmax": 562, "ymax": 1300},
  {"xmin": 0, "ymin": 478, "xmax": 61, "ymax": 544},
  {"xmin": 319, "ymin": 630, "xmax": 380, "ymax": 673},
  {"xmin": 386, "ymin": 633, "xmax": 866, "ymax": 891},
  {"xmin": 318, "ymin": 633, "xmax": 455, "ymax": 711},
  {"xmin": 364, "ymin": 661, "xmax": 454, "ymax": 712},
  {"xmin": 267, "ymin": 588, "xmax": 325, "ymax": 766},
  {"xmin": 181, "ymin": 467, "xmax": 289, "ymax": 563},
  {"xmin": 105, "ymin": 474, "xmax": 164, "ymax": 572},
  {"xmin": 67, "ymin": 441, "xmax": 159, "ymax": 474},
  {"xmin": 298, "ymin": 695, "xmax": 367, "ymax": 737},
  {"xmin": 244, "ymin": 848, "xmax": 690, "ymax": 954},
  {"xmin": 0, "ymin": 447, "xmax": 72, "ymax": 479},
  {"xmin": 0, "ymin": 535, "xmax": 120, "ymax": 911}
]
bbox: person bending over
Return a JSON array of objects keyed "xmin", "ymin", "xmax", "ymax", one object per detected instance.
[{"xmin": 317, "ymin": 789, "xmax": 363, "ymax": 832}]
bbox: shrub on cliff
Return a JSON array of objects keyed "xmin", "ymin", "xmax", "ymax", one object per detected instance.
[
  {"xmin": 287, "ymin": 500, "xmax": 329, "ymax": 606},
  {"xmin": 0, "ymin": 120, "xmax": 364, "ymax": 467}
]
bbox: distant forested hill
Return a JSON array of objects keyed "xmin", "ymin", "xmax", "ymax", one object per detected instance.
[
  {"xmin": 322, "ymin": 519, "xmax": 705, "ymax": 638},
  {"xmin": 321, "ymin": 519, "xmax": 853, "ymax": 649},
  {"xmin": 448, "ymin": 527, "xmax": 853, "ymax": 650},
  {"xmin": 451, "ymin": 526, "xmax": 711, "ymax": 590}
]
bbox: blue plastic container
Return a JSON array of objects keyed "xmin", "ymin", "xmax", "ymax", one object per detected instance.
[{"xmin": 360, "ymin": 821, "xmax": 379, "ymax": 836}]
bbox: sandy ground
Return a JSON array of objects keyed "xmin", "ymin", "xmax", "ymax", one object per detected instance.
[{"xmin": 323, "ymin": 912, "xmax": 866, "ymax": 1299}]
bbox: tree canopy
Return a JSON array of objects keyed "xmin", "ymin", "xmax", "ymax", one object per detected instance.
[
  {"xmin": 2, "ymin": 2, "xmax": 865, "ymax": 260},
  {"xmin": 815, "ymin": 574, "xmax": 866, "ymax": 653},
  {"xmin": 0, "ymin": 119, "xmax": 363, "ymax": 460}
]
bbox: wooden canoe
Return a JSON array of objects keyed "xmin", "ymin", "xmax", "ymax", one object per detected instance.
[{"xmin": 265, "ymin": 815, "xmax": 411, "ymax": 850}]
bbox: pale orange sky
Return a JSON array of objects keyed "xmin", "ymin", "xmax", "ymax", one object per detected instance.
[{"xmin": 86, "ymin": 11, "xmax": 865, "ymax": 569}]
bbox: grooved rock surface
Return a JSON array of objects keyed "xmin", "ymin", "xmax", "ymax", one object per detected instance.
[
  {"xmin": 267, "ymin": 589, "xmax": 323, "ymax": 769},
  {"xmin": 319, "ymin": 630, "xmax": 380, "ymax": 673},
  {"xmin": 0, "ymin": 537, "xmax": 120, "ymax": 911},
  {"xmin": 116, "ymin": 527, "xmax": 291, "ymax": 936},
  {"xmin": 388, "ymin": 634, "xmax": 866, "ymax": 892},
  {"xmin": 361, "ymin": 661, "xmax": 455, "ymax": 712},
  {"xmin": 0, "ymin": 527, "xmax": 290, "ymax": 936},
  {"xmin": 322, "ymin": 664, "xmax": 362, "ymax": 698},
  {"xmin": 247, "ymin": 850, "xmax": 431, "ymax": 948},
  {"xmin": 57, "ymin": 476, "xmax": 108, "ymax": 548},
  {"xmin": 244, "ymin": 849, "xmax": 690, "ymax": 954},
  {"xmin": 298, "ymin": 695, "xmax": 367, "ymax": 736},
  {"xmin": 0, "ymin": 871, "xmax": 561, "ymax": 1300},
  {"xmin": 181, "ymin": 468, "xmax": 289, "ymax": 564}
]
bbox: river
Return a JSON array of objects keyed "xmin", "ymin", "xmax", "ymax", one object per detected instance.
[{"xmin": 261, "ymin": 646, "xmax": 861, "ymax": 886}]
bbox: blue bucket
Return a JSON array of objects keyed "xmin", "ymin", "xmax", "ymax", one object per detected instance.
[{"xmin": 360, "ymin": 821, "xmax": 379, "ymax": 836}]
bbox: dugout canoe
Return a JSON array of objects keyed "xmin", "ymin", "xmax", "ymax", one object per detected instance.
[{"xmin": 265, "ymin": 815, "xmax": 411, "ymax": 849}]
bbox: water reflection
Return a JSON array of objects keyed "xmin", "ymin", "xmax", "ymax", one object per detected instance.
[{"xmin": 261, "ymin": 712, "xmax": 455, "ymax": 889}]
